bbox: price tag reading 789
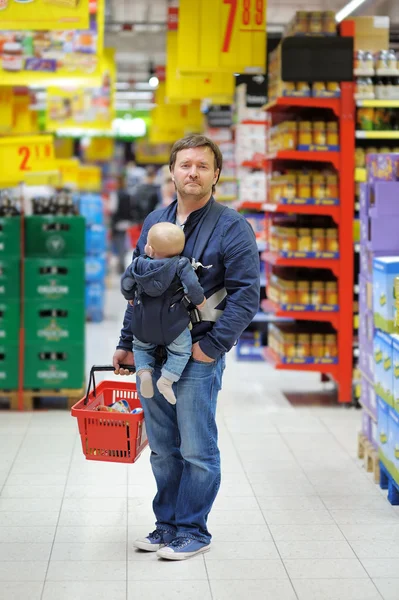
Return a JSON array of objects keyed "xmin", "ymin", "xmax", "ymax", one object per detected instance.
[{"xmin": 222, "ymin": 0, "xmax": 265, "ymax": 53}]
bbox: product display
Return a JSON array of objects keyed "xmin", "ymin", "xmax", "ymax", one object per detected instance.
[
  {"xmin": 357, "ymin": 107, "xmax": 399, "ymax": 131},
  {"xmin": 269, "ymin": 168, "xmax": 339, "ymax": 205},
  {"xmin": 269, "ymin": 119, "xmax": 339, "ymax": 153},
  {"xmin": 268, "ymin": 270, "xmax": 338, "ymax": 311},
  {"xmin": 284, "ymin": 11, "xmax": 337, "ymax": 37},
  {"xmin": 268, "ymin": 322, "xmax": 338, "ymax": 364},
  {"xmin": 269, "ymin": 219, "xmax": 339, "ymax": 258}
]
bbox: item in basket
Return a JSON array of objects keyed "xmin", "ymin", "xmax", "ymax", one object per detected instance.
[
  {"xmin": 298, "ymin": 121, "xmax": 312, "ymax": 147},
  {"xmin": 313, "ymin": 121, "xmax": 327, "ymax": 146},
  {"xmin": 131, "ymin": 407, "xmax": 144, "ymax": 414},
  {"xmin": 325, "ymin": 281, "xmax": 338, "ymax": 305},
  {"xmin": 326, "ymin": 228, "xmax": 339, "ymax": 252},
  {"xmin": 297, "ymin": 333, "xmax": 311, "ymax": 358},
  {"xmin": 311, "ymin": 333, "xmax": 325, "ymax": 358},
  {"xmin": 310, "ymin": 281, "xmax": 325, "ymax": 305},
  {"xmin": 297, "ymin": 280, "xmax": 311, "ymax": 304},
  {"xmin": 298, "ymin": 174, "xmax": 311, "ymax": 198},
  {"xmin": 97, "ymin": 400, "xmax": 131, "ymax": 413},
  {"xmin": 312, "ymin": 228, "xmax": 325, "ymax": 252},
  {"xmin": 298, "ymin": 228, "xmax": 312, "ymax": 252}
]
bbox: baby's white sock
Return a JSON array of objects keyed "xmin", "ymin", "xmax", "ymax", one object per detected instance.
[
  {"xmin": 157, "ymin": 376, "xmax": 177, "ymax": 405},
  {"xmin": 138, "ymin": 370, "xmax": 154, "ymax": 398}
]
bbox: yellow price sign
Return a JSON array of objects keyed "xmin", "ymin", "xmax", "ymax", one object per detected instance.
[
  {"xmin": 178, "ymin": 0, "xmax": 266, "ymax": 74},
  {"xmin": 0, "ymin": 0, "xmax": 90, "ymax": 31},
  {"xmin": 78, "ymin": 165, "xmax": 102, "ymax": 191},
  {"xmin": 0, "ymin": 135, "xmax": 56, "ymax": 185},
  {"xmin": 57, "ymin": 158, "xmax": 80, "ymax": 189}
]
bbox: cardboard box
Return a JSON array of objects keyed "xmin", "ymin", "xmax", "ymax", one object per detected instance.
[
  {"xmin": 351, "ymin": 16, "xmax": 390, "ymax": 52},
  {"xmin": 373, "ymin": 330, "xmax": 393, "ymax": 405},
  {"xmin": 373, "ymin": 257, "xmax": 399, "ymax": 333},
  {"xmin": 392, "ymin": 334, "xmax": 399, "ymax": 414},
  {"xmin": 388, "ymin": 407, "xmax": 399, "ymax": 484},
  {"xmin": 377, "ymin": 396, "xmax": 391, "ymax": 468},
  {"xmin": 367, "ymin": 153, "xmax": 399, "ymax": 185}
]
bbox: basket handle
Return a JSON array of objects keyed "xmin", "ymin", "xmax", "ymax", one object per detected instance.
[{"xmin": 84, "ymin": 364, "xmax": 136, "ymax": 405}]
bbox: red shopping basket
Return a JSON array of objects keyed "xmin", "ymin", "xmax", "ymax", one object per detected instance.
[{"xmin": 71, "ymin": 365, "xmax": 148, "ymax": 464}]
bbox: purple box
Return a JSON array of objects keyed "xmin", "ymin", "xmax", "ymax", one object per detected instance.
[
  {"xmin": 362, "ymin": 410, "xmax": 371, "ymax": 440},
  {"xmin": 367, "ymin": 153, "xmax": 399, "ymax": 184},
  {"xmin": 359, "ymin": 275, "xmax": 373, "ymax": 312},
  {"xmin": 359, "ymin": 183, "xmax": 370, "ymax": 218},
  {"xmin": 367, "ymin": 217, "xmax": 399, "ymax": 252},
  {"xmin": 370, "ymin": 418, "xmax": 378, "ymax": 449},
  {"xmin": 369, "ymin": 182, "xmax": 399, "ymax": 218}
]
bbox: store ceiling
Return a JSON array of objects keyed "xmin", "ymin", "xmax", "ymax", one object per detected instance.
[{"xmin": 104, "ymin": 0, "xmax": 388, "ymax": 106}]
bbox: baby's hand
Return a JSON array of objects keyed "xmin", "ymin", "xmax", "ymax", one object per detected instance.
[
  {"xmin": 129, "ymin": 300, "xmax": 134, "ymax": 306},
  {"xmin": 196, "ymin": 298, "xmax": 206, "ymax": 310}
]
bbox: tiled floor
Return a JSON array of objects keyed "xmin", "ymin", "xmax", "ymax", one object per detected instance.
[{"xmin": 1, "ymin": 280, "xmax": 399, "ymax": 599}]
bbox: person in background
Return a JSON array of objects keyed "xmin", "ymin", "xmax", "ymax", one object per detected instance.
[
  {"xmin": 125, "ymin": 160, "xmax": 146, "ymax": 194},
  {"xmin": 158, "ymin": 164, "xmax": 176, "ymax": 208},
  {"xmin": 113, "ymin": 134, "xmax": 260, "ymax": 561},
  {"xmin": 131, "ymin": 166, "xmax": 160, "ymax": 224},
  {"xmin": 110, "ymin": 176, "xmax": 135, "ymax": 274}
]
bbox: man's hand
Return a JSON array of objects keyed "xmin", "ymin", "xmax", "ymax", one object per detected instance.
[
  {"xmin": 113, "ymin": 349, "xmax": 135, "ymax": 375},
  {"xmin": 192, "ymin": 342, "xmax": 215, "ymax": 363}
]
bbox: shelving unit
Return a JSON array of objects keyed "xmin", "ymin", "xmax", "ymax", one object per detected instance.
[{"xmin": 262, "ymin": 82, "xmax": 355, "ymax": 404}]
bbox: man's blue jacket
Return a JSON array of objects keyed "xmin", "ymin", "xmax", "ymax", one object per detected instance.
[{"xmin": 117, "ymin": 197, "xmax": 260, "ymax": 360}]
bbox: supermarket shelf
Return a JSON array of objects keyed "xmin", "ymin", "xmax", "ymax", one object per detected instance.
[
  {"xmin": 262, "ymin": 251, "xmax": 340, "ymax": 274},
  {"xmin": 241, "ymin": 159, "xmax": 267, "ymax": 169},
  {"xmin": 263, "ymin": 347, "xmax": 339, "ymax": 375},
  {"xmin": 358, "ymin": 398, "xmax": 377, "ymax": 424},
  {"xmin": 236, "ymin": 201, "xmax": 264, "ymax": 211},
  {"xmin": 263, "ymin": 96, "xmax": 340, "ymax": 116},
  {"xmin": 263, "ymin": 202, "xmax": 340, "ymax": 222},
  {"xmin": 355, "ymin": 168, "xmax": 366, "ymax": 183},
  {"xmin": 261, "ymin": 299, "xmax": 339, "ymax": 327},
  {"xmin": 266, "ymin": 150, "xmax": 340, "ymax": 169},
  {"xmin": 355, "ymin": 131, "xmax": 399, "ymax": 139},
  {"xmin": 356, "ymin": 100, "xmax": 399, "ymax": 108}
]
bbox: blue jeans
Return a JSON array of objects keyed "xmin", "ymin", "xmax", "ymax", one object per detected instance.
[
  {"xmin": 137, "ymin": 353, "xmax": 226, "ymax": 544},
  {"xmin": 133, "ymin": 328, "xmax": 192, "ymax": 383}
]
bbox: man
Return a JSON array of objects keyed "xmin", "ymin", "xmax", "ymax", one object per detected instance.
[{"xmin": 113, "ymin": 134, "xmax": 260, "ymax": 560}]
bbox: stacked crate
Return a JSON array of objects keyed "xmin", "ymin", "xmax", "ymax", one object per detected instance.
[
  {"xmin": 24, "ymin": 214, "xmax": 86, "ymax": 390},
  {"xmin": 80, "ymin": 193, "xmax": 106, "ymax": 322},
  {"xmin": 0, "ymin": 215, "xmax": 21, "ymax": 390}
]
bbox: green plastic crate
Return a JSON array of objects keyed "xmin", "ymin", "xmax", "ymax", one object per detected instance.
[
  {"xmin": 0, "ymin": 258, "xmax": 20, "ymax": 300},
  {"xmin": 0, "ymin": 344, "xmax": 18, "ymax": 390},
  {"xmin": 24, "ymin": 343, "xmax": 85, "ymax": 390},
  {"xmin": 25, "ymin": 300, "xmax": 85, "ymax": 345},
  {"xmin": 25, "ymin": 215, "xmax": 85, "ymax": 257},
  {"xmin": 0, "ymin": 301, "xmax": 20, "ymax": 344},
  {"xmin": 0, "ymin": 217, "xmax": 21, "ymax": 257},
  {"xmin": 24, "ymin": 258, "xmax": 85, "ymax": 301}
]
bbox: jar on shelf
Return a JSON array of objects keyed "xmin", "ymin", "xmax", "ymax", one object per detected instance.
[
  {"xmin": 298, "ymin": 174, "xmax": 311, "ymax": 198},
  {"xmin": 313, "ymin": 82, "xmax": 326, "ymax": 96},
  {"xmin": 325, "ymin": 281, "xmax": 338, "ymax": 305},
  {"xmin": 310, "ymin": 281, "xmax": 325, "ymax": 305},
  {"xmin": 387, "ymin": 49, "xmax": 397, "ymax": 72},
  {"xmin": 283, "ymin": 174, "xmax": 297, "ymax": 200},
  {"xmin": 327, "ymin": 81, "xmax": 340, "ymax": 95},
  {"xmin": 354, "ymin": 50, "xmax": 364, "ymax": 72},
  {"xmin": 309, "ymin": 11, "xmax": 323, "ymax": 34},
  {"xmin": 325, "ymin": 228, "xmax": 339, "ymax": 252},
  {"xmin": 269, "ymin": 226, "xmax": 279, "ymax": 252},
  {"xmin": 357, "ymin": 107, "xmax": 374, "ymax": 130},
  {"xmin": 297, "ymin": 333, "xmax": 311, "ymax": 358},
  {"xmin": 311, "ymin": 333, "xmax": 325, "ymax": 358},
  {"xmin": 297, "ymin": 81, "xmax": 311, "ymax": 95},
  {"xmin": 293, "ymin": 11, "xmax": 308, "ymax": 34},
  {"xmin": 280, "ymin": 280, "xmax": 297, "ymax": 304},
  {"xmin": 281, "ymin": 227, "xmax": 298, "ymax": 252},
  {"xmin": 376, "ymin": 50, "xmax": 388, "ymax": 71},
  {"xmin": 298, "ymin": 228, "xmax": 312, "ymax": 252},
  {"xmin": 327, "ymin": 122, "xmax": 339, "ymax": 147},
  {"xmin": 364, "ymin": 51, "xmax": 374, "ymax": 72},
  {"xmin": 313, "ymin": 121, "xmax": 327, "ymax": 146},
  {"xmin": 297, "ymin": 280, "xmax": 311, "ymax": 304},
  {"xmin": 283, "ymin": 121, "xmax": 297, "ymax": 150},
  {"xmin": 282, "ymin": 333, "xmax": 297, "ymax": 358},
  {"xmin": 322, "ymin": 11, "xmax": 336, "ymax": 35},
  {"xmin": 312, "ymin": 228, "xmax": 326, "ymax": 252},
  {"xmin": 312, "ymin": 174, "xmax": 326, "ymax": 200},
  {"xmin": 326, "ymin": 173, "xmax": 338, "ymax": 198},
  {"xmin": 298, "ymin": 121, "xmax": 312, "ymax": 146},
  {"xmin": 324, "ymin": 334, "xmax": 338, "ymax": 357}
]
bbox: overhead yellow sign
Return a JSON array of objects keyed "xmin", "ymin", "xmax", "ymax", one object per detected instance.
[
  {"xmin": 0, "ymin": 88, "xmax": 13, "ymax": 133},
  {"xmin": 45, "ymin": 48, "xmax": 115, "ymax": 132},
  {"xmin": 0, "ymin": 0, "xmax": 89, "ymax": 30},
  {"xmin": 166, "ymin": 31, "xmax": 235, "ymax": 102},
  {"xmin": 57, "ymin": 158, "xmax": 80, "ymax": 188},
  {"xmin": 0, "ymin": 0, "xmax": 104, "ymax": 87},
  {"xmin": 135, "ymin": 141, "xmax": 172, "ymax": 165},
  {"xmin": 84, "ymin": 137, "xmax": 114, "ymax": 161},
  {"xmin": 178, "ymin": 0, "xmax": 266, "ymax": 74},
  {"xmin": 0, "ymin": 135, "xmax": 56, "ymax": 185},
  {"xmin": 78, "ymin": 164, "xmax": 101, "ymax": 191},
  {"xmin": 150, "ymin": 83, "xmax": 203, "ymax": 144}
]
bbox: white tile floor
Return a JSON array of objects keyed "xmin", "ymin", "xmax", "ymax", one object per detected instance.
[{"xmin": 1, "ymin": 278, "xmax": 399, "ymax": 599}]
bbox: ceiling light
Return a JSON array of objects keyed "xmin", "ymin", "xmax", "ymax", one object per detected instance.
[
  {"xmin": 149, "ymin": 76, "xmax": 159, "ymax": 88},
  {"xmin": 335, "ymin": 0, "xmax": 368, "ymax": 22}
]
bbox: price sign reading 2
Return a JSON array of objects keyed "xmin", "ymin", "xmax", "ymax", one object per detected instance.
[
  {"xmin": 17, "ymin": 143, "xmax": 52, "ymax": 172},
  {"xmin": 222, "ymin": 0, "xmax": 264, "ymax": 53},
  {"xmin": 18, "ymin": 147, "xmax": 31, "ymax": 171}
]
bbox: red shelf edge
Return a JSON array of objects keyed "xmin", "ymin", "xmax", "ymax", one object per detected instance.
[
  {"xmin": 263, "ymin": 202, "xmax": 340, "ymax": 222},
  {"xmin": 264, "ymin": 96, "xmax": 340, "ymax": 116},
  {"xmin": 261, "ymin": 299, "xmax": 339, "ymax": 326},
  {"xmin": 266, "ymin": 150, "xmax": 340, "ymax": 169},
  {"xmin": 262, "ymin": 251, "xmax": 340, "ymax": 274}
]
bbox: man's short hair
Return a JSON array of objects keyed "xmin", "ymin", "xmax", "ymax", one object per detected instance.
[{"xmin": 169, "ymin": 134, "xmax": 223, "ymax": 192}]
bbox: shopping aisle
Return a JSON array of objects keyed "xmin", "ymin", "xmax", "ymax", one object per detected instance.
[{"xmin": 0, "ymin": 280, "xmax": 398, "ymax": 600}]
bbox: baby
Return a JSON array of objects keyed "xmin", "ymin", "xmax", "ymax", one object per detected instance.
[{"xmin": 121, "ymin": 222, "xmax": 206, "ymax": 405}]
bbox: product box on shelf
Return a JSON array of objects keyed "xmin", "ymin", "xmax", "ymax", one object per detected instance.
[
  {"xmin": 24, "ymin": 258, "xmax": 85, "ymax": 302},
  {"xmin": 371, "ymin": 419, "xmax": 379, "ymax": 449},
  {"xmin": 369, "ymin": 182, "xmax": 399, "ymax": 218},
  {"xmin": 85, "ymin": 282, "xmax": 105, "ymax": 323},
  {"xmin": 85, "ymin": 254, "xmax": 106, "ymax": 283},
  {"xmin": 24, "ymin": 300, "xmax": 85, "ymax": 345},
  {"xmin": 361, "ymin": 373, "xmax": 377, "ymax": 419},
  {"xmin": 85, "ymin": 225, "xmax": 107, "ymax": 255},
  {"xmin": 392, "ymin": 334, "xmax": 399, "ymax": 414},
  {"xmin": 0, "ymin": 257, "xmax": 20, "ymax": 299},
  {"xmin": 373, "ymin": 257, "xmax": 399, "ymax": 332},
  {"xmin": 25, "ymin": 216, "xmax": 85, "ymax": 258},
  {"xmin": 388, "ymin": 407, "xmax": 399, "ymax": 484},
  {"xmin": 0, "ymin": 216, "xmax": 20, "ymax": 257},
  {"xmin": 359, "ymin": 275, "xmax": 373, "ymax": 312},
  {"xmin": 23, "ymin": 344, "xmax": 85, "ymax": 390},
  {"xmin": 79, "ymin": 193, "xmax": 104, "ymax": 226},
  {"xmin": 0, "ymin": 301, "xmax": 19, "ymax": 344},
  {"xmin": 366, "ymin": 153, "xmax": 399, "ymax": 185},
  {"xmin": 362, "ymin": 410, "xmax": 372, "ymax": 441},
  {"xmin": 0, "ymin": 344, "xmax": 18, "ymax": 390},
  {"xmin": 374, "ymin": 329, "xmax": 393, "ymax": 405},
  {"xmin": 378, "ymin": 396, "xmax": 391, "ymax": 470}
]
